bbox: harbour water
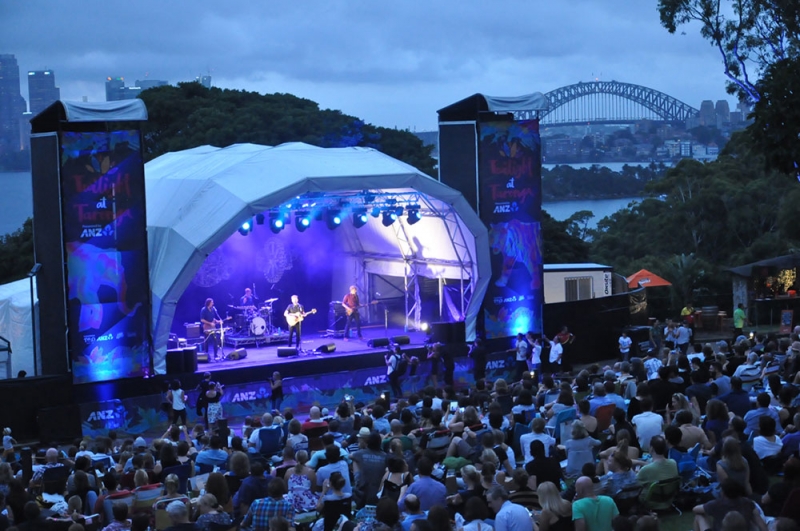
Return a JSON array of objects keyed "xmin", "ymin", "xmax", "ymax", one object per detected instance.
[{"xmin": 0, "ymin": 168, "xmax": 647, "ymax": 236}]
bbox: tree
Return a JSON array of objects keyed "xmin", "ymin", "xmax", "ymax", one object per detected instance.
[
  {"xmin": 540, "ymin": 210, "xmax": 590, "ymax": 263},
  {"xmin": 138, "ymin": 83, "xmax": 436, "ymax": 176},
  {"xmin": 658, "ymin": 0, "xmax": 800, "ymax": 102},
  {"xmin": 0, "ymin": 218, "xmax": 33, "ymax": 285},
  {"xmin": 565, "ymin": 210, "xmax": 595, "ymax": 241}
]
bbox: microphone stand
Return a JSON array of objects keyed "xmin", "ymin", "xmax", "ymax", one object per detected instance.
[{"xmin": 212, "ymin": 307, "xmax": 226, "ymax": 359}]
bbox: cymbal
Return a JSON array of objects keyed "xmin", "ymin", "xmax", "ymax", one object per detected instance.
[{"xmin": 264, "ymin": 298, "xmax": 278, "ymax": 303}]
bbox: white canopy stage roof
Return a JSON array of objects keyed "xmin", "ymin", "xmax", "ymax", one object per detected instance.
[{"xmin": 146, "ymin": 143, "xmax": 490, "ymax": 373}]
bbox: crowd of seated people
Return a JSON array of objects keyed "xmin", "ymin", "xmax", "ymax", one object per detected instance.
[{"xmin": 4, "ymin": 331, "xmax": 800, "ymax": 531}]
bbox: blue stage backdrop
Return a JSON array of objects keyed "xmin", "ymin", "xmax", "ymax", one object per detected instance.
[
  {"xmin": 478, "ymin": 120, "xmax": 543, "ymax": 338},
  {"xmin": 60, "ymin": 130, "xmax": 152, "ymax": 384},
  {"xmin": 78, "ymin": 351, "xmax": 517, "ymax": 438}
]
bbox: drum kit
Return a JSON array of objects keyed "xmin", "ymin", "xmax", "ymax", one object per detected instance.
[{"xmin": 228, "ymin": 297, "xmax": 279, "ymax": 341}]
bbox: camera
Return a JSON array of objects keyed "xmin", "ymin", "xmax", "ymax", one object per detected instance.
[{"xmin": 344, "ymin": 394, "xmax": 353, "ymax": 402}]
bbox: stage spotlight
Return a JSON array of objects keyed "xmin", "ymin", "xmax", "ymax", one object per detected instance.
[
  {"xmin": 238, "ymin": 219, "xmax": 252, "ymax": 236},
  {"xmin": 326, "ymin": 209, "xmax": 342, "ymax": 230},
  {"xmin": 381, "ymin": 211, "xmax": 397, "ymax": 227},
  {"xmin": 420, "ymin": 322, "xmax": 429, "ymax": 332},
  {"xmin": 353, "ymin": 209, "xmax": 368, "ymax": 228},
  {"xmin": 269, "ymin": 212, "xmax": 286, "ymax": 234},
  {"xmin": 255, "ymin": 213, "xmax": 265, "ymax": 225},
  {"xmin": 394, "ymin": 206, "xmax": 404, "ymax": 217},
  {"xmin": 370, "ymin": 206, "xmax": 381, "ymax": 218},
  {"xmin": 407, "ymin": 208, "xmax": 421, "ymax": 225},
  {"xmin": 295, "ymin": 211, "xmax": 311, "ymax": 232}
]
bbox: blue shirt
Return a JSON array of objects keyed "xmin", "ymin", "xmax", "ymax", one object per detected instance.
[
  {"xmin": 399, "ymin": 476, "xmax": 446, "ymax": 512},
  {"xmin": 718, "ymin": 389, "xmax": 751, "ymax": 418},
  {"xmin": 195, "ymin": 449, "xmax": 228, "ymax": 468},
  {"xmin": 588, "ymin": 396, "xmax": 613, "ymax": 415},
  {"xmin": 494, "ymin": 500, "xmax": 534, "ymax": 531},
  {"xmin": 743, "ymin": 407, "xmax": 781, "ymax": 435}
]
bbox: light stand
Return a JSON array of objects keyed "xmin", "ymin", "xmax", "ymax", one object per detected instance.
[{"xmin": 27, "ymin": 263, "xmax": 41, "ymax": 376}]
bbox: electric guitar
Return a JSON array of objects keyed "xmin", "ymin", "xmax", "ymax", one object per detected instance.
[
  {"xmin": 202, "ymin": 316, "xmax": 232, "ymax": 332},
  {"xmin": 286, "ymin": 308, "xmax": 316, "ymax": 327},
  {"xmin": 344, "ymin": 300, "xmax": 378, "ymax": 316}
]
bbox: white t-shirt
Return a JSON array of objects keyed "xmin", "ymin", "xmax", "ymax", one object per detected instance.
[
  {"xmin": 519, "ymin": 432, "xmax": 556, "ymax": 461},
  {"xmin": 619, "ymin": 336, "xmax": 632, "ymax": 353},
  {"xmin": 549, "ymin": 342, "xmax": 563, "ymax": 364},
  {"xmin": 515, "ymin": 339, "xmax": 529, "ymax": 361},
  {"xmin": 675, "ymin": 326, "xmax": 692, "ymax": 345},
  {"xmin": 531, "ymin": 344, "xmax": 542, "ymax": 365},
  {"xmin": 631, "ymin": 411, "xmax": 663, "ymax": 451},
  {"xmin": 753, "ymin": 436, "xmax": 783, "ymax": 459}
]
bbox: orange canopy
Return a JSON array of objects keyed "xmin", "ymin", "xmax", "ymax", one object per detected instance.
[{"xmin": 627, "ymin": 269, "xmax": 672, "ymax": 289}]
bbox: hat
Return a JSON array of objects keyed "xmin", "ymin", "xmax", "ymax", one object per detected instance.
[
  {"xmin": 357, "ymin": 427, "xmax": 371, "ymax": 439},
  {"xmin": 792, "ymin": 341, "xmax": 800, "ymax": 352},
  {"xmin": 134, "ymin": 437, "xmax": 147, "ymax": 448}
]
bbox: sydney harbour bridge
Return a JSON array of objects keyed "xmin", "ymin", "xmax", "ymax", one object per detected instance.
[{"xmin": 514, "ymin": 80, "xmax": 700, "ymax": 126}]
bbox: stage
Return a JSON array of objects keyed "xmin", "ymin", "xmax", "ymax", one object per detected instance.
[{"xmin": 191, "ymin": 325, "xmax": 430, "ymax": 376}]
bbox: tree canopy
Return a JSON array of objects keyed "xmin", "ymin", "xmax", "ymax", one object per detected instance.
[{"xmin": 138, "ymin": 83, "xmax": 436, "ymax": 176}]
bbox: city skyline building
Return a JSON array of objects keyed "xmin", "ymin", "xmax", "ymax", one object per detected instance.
[
  {"xmin": 27, "ymin": 70, "xmax": 60, "ymax": 115},
  {"xmin": 135, "ymin": 79, "xmax": 168, "ymax": 90},
  {"xmin": 0, "ymin": 54, "xmax": 27, "ymax": 153}
]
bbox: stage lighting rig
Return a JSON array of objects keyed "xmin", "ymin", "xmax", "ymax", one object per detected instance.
[
  {"xmin": 238, "ymin": 219, "xmax": 253, "ymax": 236},
  {"xmin": 256, "ymin": 213, "xmax": 265, "ymax": 225},
  {"xmin": 269, "ymin": 212, "xmax": 287, "ymax": 234},
  {"xmin": 407, "ymin": 206, "xmax": 421, "ymax": 225},
  {"xmin": 353, "ymin": 208, "xmax": 368, "ymax": 228},
  {"xmin": 326, "ymin": 209, "xmax": 343, "ymax": 230},
  {"xmin": 295, "ymin": 211, "xmax": 311, "ymax": 232},
  {"xmin": 381, "ymin": 210, "xmax": 397, "ymax": 227}
]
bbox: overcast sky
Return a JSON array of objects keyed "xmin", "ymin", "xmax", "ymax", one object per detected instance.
[{"xmin": 0, "ymin": 1, "xmax": 732, "ymax": 131}]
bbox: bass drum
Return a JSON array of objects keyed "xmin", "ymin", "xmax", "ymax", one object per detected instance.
[{"xmin": 250, "ymin": 316, "xmax": 267, "ymax": 336}]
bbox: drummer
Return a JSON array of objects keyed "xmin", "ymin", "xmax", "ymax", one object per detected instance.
[{"xmin": 240, "ymin": 288, "xmax": 256, "ymax": 309}]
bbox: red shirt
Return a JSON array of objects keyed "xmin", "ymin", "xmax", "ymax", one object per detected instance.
[{"xmin": 342, "ymin": 293, "xmax": 359, "ymax": 310}]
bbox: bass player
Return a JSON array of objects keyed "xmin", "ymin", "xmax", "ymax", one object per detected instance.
[{"xmin": 200, "ymin": 298, "xmax": 222, "ymax": 358}]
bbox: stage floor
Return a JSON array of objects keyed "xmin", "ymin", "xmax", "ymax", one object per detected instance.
[{"xmin": 195, "ymin": 325, "xmax": 429, "ymax": 374}]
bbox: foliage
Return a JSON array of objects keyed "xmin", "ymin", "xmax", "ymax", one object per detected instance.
[
  {"xmin": 541, "ymin": 163, "xmax": 664, "ymax": 200},
  {"xmin": 658, "ymin": 0, "xmax": 800, "ymax": 102},
  {"xmin": 588, "ymin": 133, "xmax": 800, "ymax": 308},
  {"xmin": 749, "ymin": 55, "xmax": 800, "ymax": 177},
  {"xmin": 0, "ymin": 218, "xmax": 33, "ymax": 285},
  {"xmin": 138, "ymin": 83, "xmax": 436, "ymax": 176},
  {"xmin": 540, "ymin": 210, "xmax": 590, "ymax": 263}
]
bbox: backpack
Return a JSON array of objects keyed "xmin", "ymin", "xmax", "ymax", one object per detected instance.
[{"xmin": 395, "ymin": 355, "xmax": 408, "ymax": 377}]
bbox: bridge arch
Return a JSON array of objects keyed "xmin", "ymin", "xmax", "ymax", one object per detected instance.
[{"xmin": 531, "ymin": 81, "xmax": 698, "ymax": 124}]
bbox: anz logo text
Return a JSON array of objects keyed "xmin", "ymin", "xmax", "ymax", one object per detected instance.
[
  {"xmin": 231, "ymin": 391, "xmax": 257, "ymax": 403},
  {"xmin": 87, "ymin": 410, "xmax": 115, "ymax": 421},
  {"xmin": 364, "ymin": 375, "xmax": 387, "ymax": 386},
  {"xmin": 485, "ymin": 360, "xmax": 505, "ymax": 370}
]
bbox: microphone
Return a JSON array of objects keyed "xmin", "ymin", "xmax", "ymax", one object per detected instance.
[{"xmin": 213, "ymin": 306, "xmax": 221, "ymax": 319}]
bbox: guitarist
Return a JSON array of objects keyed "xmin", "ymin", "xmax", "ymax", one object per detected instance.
[
  {"xmin": 200, "ymin": 298, "xmax": 222, "ymax": 358},
  {"xmin": 284, "ymin": 295, "xmax": 305, "ymax": 348},
  {"xmin": 341, "ymin": 285, "xmax": 364, "ymax": 341}
]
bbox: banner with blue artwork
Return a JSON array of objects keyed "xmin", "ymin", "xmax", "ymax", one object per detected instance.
[
  {"xmin": 478, "ymin": 120, "xmax": 543, "ymax": 339},
  {"xmin": 60, "ymin": 130, "xmax": 152, "ymax": 383}
]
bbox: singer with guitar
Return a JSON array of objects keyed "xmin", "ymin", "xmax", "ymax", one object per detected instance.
[
  {"xmin": 284, "ymin": 295, "xmax": 316, "ymax": 348},
  {"xmin": 342, "ymin": 285, "xmax": 365, "ymax": 340},
  {"xmin": 201, "ymin": 298, "xmax": 222, "ymax": 358}
]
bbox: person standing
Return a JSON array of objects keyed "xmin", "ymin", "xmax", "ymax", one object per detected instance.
[
  {"xmin": 649, "ymin": 318, "xmax": 663, "ymax": 353},
  {"xmin": 510, "ymin": 333, "xmax": 529, "ymax": 381},
  {"xmin": 549, "ymin": 337, "xmax": 563, "ymax": 374},
  {"xmin": 733, "ymin": 303, "xmax": 748, "ymax": 339},
  {"xmin": 675, "ymin": 321, "xmax": 692, "ymax": 354},
  {"xmin": 528, "ymin": 333, "xmax": 542, "ymax": 384},
  {"xmin": 200, "ymin": 298, "xmax": 221, "ymax": 359},
  {"xmin": 284, "ymin": 295, "xmax": 304, "ymax": 348},
  {"xmin": 341, "ymin": 285, "xmax": 364, "ymax": 340},
  {"xmin": 205, "ymin": 381, "xmax": 224, "ymax": 429},
  {"xmin": 168, "ymin": 380, "xmax": 187, "ymax": 426},
  {"xmin": 270, "ymin": 372, "xmax": 283, "ymax": 412},
  {"xmin": 618, "ymin": 331, "xmax": 633, "ymax": 362},
  {"xmin": 386, "ymin": 346, "xmax": 404, "ymax": 399},
  {"xmin": 468, "ymin": 337, "xmax": 487, "ymax": 382},
  {"xmin": 195, "ymin": 372, "xmax": 212, "ymax": 427}
]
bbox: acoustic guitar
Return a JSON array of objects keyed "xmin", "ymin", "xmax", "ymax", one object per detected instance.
[{"xmin": 286, "ymin": 308, "xmax": 316, "ymax": 327}]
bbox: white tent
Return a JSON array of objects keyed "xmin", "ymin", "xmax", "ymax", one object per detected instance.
[
  {"xmin": 0, "ymin": 278, "xmax": 38, "ymax": 378},
  {"xmin": 146, "ymin": 143, "xmax": 490, "ymax": 374}
]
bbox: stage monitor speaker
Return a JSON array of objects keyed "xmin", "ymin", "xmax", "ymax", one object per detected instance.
[
  {"xmin": 430, "ymin": 321, "xmax": 466, "ymax": 344},
  {"xmin": 182, "ymin": 346, "xmax": 198, "ymax": 372},
  {"xmin": 166, "ymin": 349, "xmax": 184, "ymax": 374},
  {"xmin": 277, "ymin": 347, "xmax": 298, "ymax": 358},
  {"xmin": 37, "ymin": 405, "xmax": 82, "ymax": 444},
  {"xmin": 391, "ymin": 335, "xmax": 411, "ymax": 345},
  {"xmin": 317, "ymin": 343, "xmax": 336, "ymax": 353},
  {"xmin": 229, "ymin": 348, "xmax": 247, "ymax": 360},
  {"xmin": 196, "ymin": 352, "xmax": 209, "ymax": 363},
  {"xmin": 368, "ymin": 337, "xmax": 391, "ymax": 348}
]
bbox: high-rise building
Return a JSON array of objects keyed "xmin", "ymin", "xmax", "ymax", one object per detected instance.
[
  {"xmin": 699, "ymin": 100, "xmax": 716, "ymax": 127},
  {"xmin": 105, "ymin": 76, "xmax": 126, "ymax": 101},
  {"xmin": 28, "ymin": 70, "xmax": 60, "ymax": 115},
  {"xmin": 135, "ymin": 79, "xmax": 168, "ymax": 91},
  {"xmin": 715, "ymin": 100, "xmax": 730, "ymax": 124},
  {"xmin": 195, "ymin": 75, "xmax": 211, "ymax": 88},
  {"xmin": 0, "ymin": 54, "xmax": 27, "ymax": 153}
]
